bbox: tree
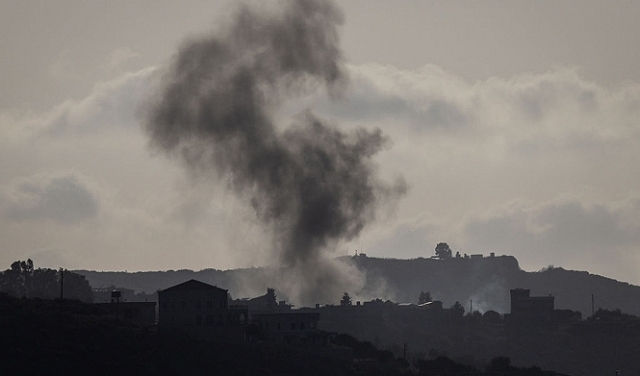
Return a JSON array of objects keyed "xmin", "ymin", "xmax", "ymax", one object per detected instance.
[
  {"xmin": 435, "ymin": 242, "xmax": 452, "ymax": 259},
  {"xmin": 451, "ymin": 301, "xmax": 465, "ymax": 317},
  {"xmin": 340, "ymin": 292, "xmax": 352, "ymax": 306},
  {"xmin": 266, "ymin": 288, "xmax": 277, "ymax": 308},
  {"xmin": 418, "ymin": 291, "xmax": 432, "ymax": 304},
  {"xmin": 486, "ymin": 357, "xmax": 511, "ymax": 373},
  {"xmin": 31, "ymin": 268, "xmax": 59, "ymax": 298},
  {"xmin": 0, "ymin": 259, "xmax": 34, "ymax": 297},
  {"xmin": 61, "ymin": 270, "xmax": 93, "ymax": 302},
  {"xmin": 0, "ymin": 260, "xmax": 93, "ymax": 302}
]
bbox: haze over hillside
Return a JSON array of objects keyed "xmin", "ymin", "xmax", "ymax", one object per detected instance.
[{"xmin": 78, "ymin": 254, "xmax": 640, "ymax": 317}]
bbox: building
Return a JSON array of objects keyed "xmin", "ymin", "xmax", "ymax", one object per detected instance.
[
  {"xmin": 158, "ymin": 279, "xmax": 248, "ymax": 340},
  {"xmin": 96, "ymin": 301, "xmax": 156, "ymax": 325},
  {"xmin": 232, "ymin": 288, "xmax": 292, "ymax": 313},
  {"xmin": 93, "ymin": 285, "xmax": 156, "ymax": 303},
  {"xmin": 93, "ymin": 286, "xmax": 136, "ymax": 303},
  {"xmin": 252, "ymin": 312, "xmax": 321, "ymax": 344},
  {"xmin": 510, "ymin": 288, "xmax": 554, "ymax": 323}
]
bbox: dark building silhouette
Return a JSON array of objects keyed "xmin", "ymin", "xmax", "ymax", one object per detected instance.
[
  {"xmin": 510, "ymin": 288, "xmax": 554, "ymax": 314},
  {"xmin": 96, "ymin": 301, "xmax": 156, "ymax": 325},
  {"xmin": 510, "ymin": 288, "xmax": 554, "ymax": 323},
  {"xmin": 314, "ymin": 298, "xmax": 447, "ymax": 344},
  {"xmin": 93, "ymin": 286, "xmax": 136, "ymax": 303},
  {"xmin": 158, "ymin": 279, "xmax": 247, "ymax": 340},
  {"xmin": 233, "ymin": 288, "xmax": 293, "ymax": 313},
  {"xmin": 93, "ymin": 285, "xmax": 156, "ymax": 303},
  {"xmin": 252, "ymin": 312, "xmax": 321, "ymax": 344}
]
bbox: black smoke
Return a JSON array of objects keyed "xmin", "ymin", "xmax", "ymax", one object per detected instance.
[{"xmin": 145, "ymin": 0, "xmax": 405, "ymax": 304}]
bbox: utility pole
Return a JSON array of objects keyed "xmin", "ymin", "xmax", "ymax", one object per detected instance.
[
  {"xmin": 112, "ymin": 291, "xmax": 122, "ymax": 319},
  {"xmin": 59, "ymin": 268, "xmax": 64, "ymax": 300},
  {"xmin": 403, "ymin": 343, "xmax": 409, "ymax": 361},
  {"xmin": 591, "ymin": 294, "xmax": 595, "ymax": 317}
]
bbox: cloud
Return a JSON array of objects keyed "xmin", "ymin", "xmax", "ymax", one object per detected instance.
[
  {"xmin": 313, "ymin": 63, "xmax": 470, "ymax": 130},
  {"xmin": 103, "ymin": 48, "xmax": 142, "ymax": 73},
  {"xmin": 0, "ymin": 66, "xmax": 156, "ymax": 141},
  {"xmin": 3, "ymin": 57, "xmax": 640, "ymax": 287},
  {"xmin": 0, "ymin": 64, "xmax": 259, "ymax": 272},
  {"xmin": 0, "ymin": 172, "xmax": 100, "ymax": 224},
  {"xmin": 310, "ymin": 63, "xmax": 640, "ymax": 284},
  {"xmin": 461, "ymin": 197, "xmax": 640, "ymax": 278},
  {"xmin": 315, "ymin": 64, "xmax": 640, "ymax": 147},
  {"xmin": 367, "ymin": 223, "xmax": 429, "ymax": 256},
  {"xmin": 46, "ymin": 67, "xmax": 156, "ymax": 135}
]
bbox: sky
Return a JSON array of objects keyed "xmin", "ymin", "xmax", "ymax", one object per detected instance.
[{"xmin": 2, "ymin": 0, "xmax": 640, "ymax": 285}]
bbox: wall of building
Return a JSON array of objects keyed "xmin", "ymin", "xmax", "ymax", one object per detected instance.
[{"xmin": 252, "ymin": 312, "xmax": 320, "ymax": 344}]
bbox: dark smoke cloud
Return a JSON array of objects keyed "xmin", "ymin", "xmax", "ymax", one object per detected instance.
[{"xmin": 145, "ymin": 0, "xmax": 405, "ymax": 304}]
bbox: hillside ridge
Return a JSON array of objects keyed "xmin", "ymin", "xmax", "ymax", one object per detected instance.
[{"xmin": 77, "ymin": 254, "xmax": 640, "ymax": 316}]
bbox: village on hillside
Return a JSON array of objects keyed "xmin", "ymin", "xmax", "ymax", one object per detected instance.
[{"xmin": 2, "ymin": 245, "xmax": 640, "ymax": 376}]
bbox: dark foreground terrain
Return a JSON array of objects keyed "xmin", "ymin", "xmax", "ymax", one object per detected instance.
[{"xmin": 0, "ymin": 293, "xmax": 568, "ymax": 376}]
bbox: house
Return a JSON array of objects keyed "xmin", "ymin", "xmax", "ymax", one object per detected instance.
[
  {"xmin": 158, "ymin": 279, "xmax": 248, "ymax": 340},
  {"xmin": 510, "ymin": 288, "xmax": 554, "ymax": 314},
  {"xmin": 510, "ymin": 288, "xmax": 554, "ymax": 323},
  {"xmin": 93, "ymin": 285, "xmax": 156, "ymax": 303},
  {"xmin": 233, "ymin": 288, "xmax": 292, "ymax": 313},
  {"xmin": 93, "ymin": 286, "xmax": 136, "ymax": 303},
  {"xmin": 252, "ymin": 312, "xmax": 321, "ymax": 344},
  {"xmin": 96, "ymin": 301, "xmax": 156, "ymax": 325}
]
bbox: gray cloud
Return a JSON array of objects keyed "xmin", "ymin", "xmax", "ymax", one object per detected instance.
[
  {"xmin": 462, "ymin": 198, "xmax": 640, "ymax": 277},
  {"xmin": 1, "ymin": 173, "xmax": 99, "ymax": 224},
  {"xmin": 329, "ymin": 95, "xmax": 467, "ymax": 130},
  {"xmin": 367, "ymin": 222, "xmax": 433, "ymax": 257},
  {"xmin": 3, "ymin": 23, "xmax": 640, "ymax": 287},
  {"xmin": 46, "ymin": 67, "xmax": 155, "ymax": 136},
  {"xmin": 313, "ymin": 65, "xmax": 469, "ymax": 130}
]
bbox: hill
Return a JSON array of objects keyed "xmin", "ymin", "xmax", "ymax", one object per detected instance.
[
  {"xmin": 347, "ymin": 254, "xmax": 640, "ymax": 316},
  {"xmin": 77, "ymin": 254, "xmax": 640, "ymax": 316}
]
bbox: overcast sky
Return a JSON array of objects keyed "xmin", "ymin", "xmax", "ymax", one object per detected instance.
[{"xmin": 2, "ymin": 0, "xmax": 640, "ymax": 285}]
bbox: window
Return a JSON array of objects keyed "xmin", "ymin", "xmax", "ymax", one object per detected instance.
[
  {"xmin": 206, "ymin": 315, "xmax": 213, "ymax": 325},
  {"xmin": 196, "ymin": 300, "xmax": 202, "ymax": 309},
  {"xmin": 291, "ymin": 323, "xmax": 296, "ymax": 330},
  {"xmin": 162, "ymin": 302, "xmax": 168, "ymax": 309},
  {"xmin": 196, "ymin": 315, "xmax": 202, "ymax": 326},
  {"xmin": 207, "ymin": 300, "xmax": 213, "ymax": 309},
  {"xmin": 300, "ymin": 323, "xmax": 305, "ymax": 330},
  {"xmin": 277, "ymin": 323, "xmax": 281, "ymax": 331}
]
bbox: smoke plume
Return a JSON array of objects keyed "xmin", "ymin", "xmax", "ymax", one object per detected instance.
[{"xmin": 145, "ymin": 0, "xmax": 405, "ymax": 305}]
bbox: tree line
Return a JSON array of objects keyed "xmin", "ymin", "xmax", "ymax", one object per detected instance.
[{"xmin": 0, "ymin": 259, "xmax": 93, "ymax": 302}]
